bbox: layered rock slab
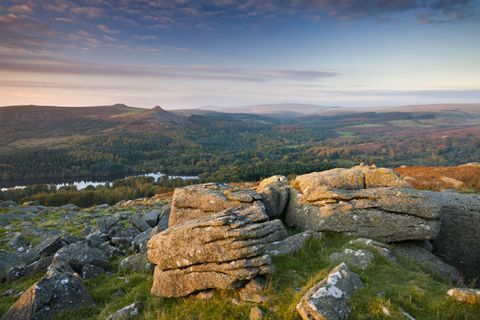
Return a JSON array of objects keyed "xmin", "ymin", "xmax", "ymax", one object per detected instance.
[
  {"xmin": 168, "ymin": 182, "xmax": 263, "ymax": 227},
  {"xmin": 286, "ymin": 165, "xmax": 441, "ymax": 242},
  {"xmin": 148, "ymin": 205, "xmax": 287, "ymax": 297},
  {"xmin": 296, "ymin": 263, "xmax": 363, "ymax": 320}
]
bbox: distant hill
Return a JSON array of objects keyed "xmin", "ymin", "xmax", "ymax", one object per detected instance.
[
  {"xmin": 199, "ymin": 103, "xmax": 342, "ymax": 116},
  {"xmin": 0, "ymin": 104, "xmax": 190, "ymax": 145}
]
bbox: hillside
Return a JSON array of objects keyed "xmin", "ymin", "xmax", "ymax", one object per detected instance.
[
  {"xmin": 0, "ymin": 104, "xmax": 191, "ymax": 145},
  {"xmin": 1, "ymin": 166, "xmax": 479, "ymax": 320},
  {"xmin": 0, "ymin": 104, "xmax": 480, "ymax": 186}
]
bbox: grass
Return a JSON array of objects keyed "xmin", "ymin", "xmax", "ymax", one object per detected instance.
[
  {"xmin": 0, "ymin": 273, "xmax": 45, "ymax": 315},
  {"xmin": 336, "ymin": 130, "xmax": 356, "ymax": 137},
  {"xmin": 39, "ymin": 233, "xmax": 480, "ymax": 320}
]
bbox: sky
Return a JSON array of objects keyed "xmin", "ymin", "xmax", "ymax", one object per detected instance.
[{"xmin": 0, "ymin": 0, "xmax": 479, "ymax": 109}]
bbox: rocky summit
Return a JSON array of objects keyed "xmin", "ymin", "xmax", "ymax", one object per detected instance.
[
  {"xmin": 1, "ymin": 165, "xmax": 480, "ymax": 320},
  {"xmin": 285, "ymin": 165, "xmax": 441, "ymax": 242}
]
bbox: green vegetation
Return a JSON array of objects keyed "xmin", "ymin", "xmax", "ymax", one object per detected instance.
[
  {"xmin": 31, "ymin": 234, "xmax": 479, "ymax": 320},
  {"xmin": 0, "ymin": 176, "xmax": 197, "ymax": 207},
  {"xmin": 1, "ymin": 109, "xmax": 480, "ymax": 188}
]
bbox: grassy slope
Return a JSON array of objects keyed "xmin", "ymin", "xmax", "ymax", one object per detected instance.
[{"xmin": 2, "ymin": 233, "xmax": 476, "ymax": 319}]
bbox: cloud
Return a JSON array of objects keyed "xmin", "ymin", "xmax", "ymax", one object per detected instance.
[
  {"xmin": 71, "ymin": 6, "xmax": 104, "ymax": 19},
  {"xmin": 97, "ymin": 24, "xmax": 116, "ymax": 34},
  {"xmin": 0, "ymin": 53, "xmax": 337, "ymax": 82},
  {"xmin": 8, "ymin": 4, "xmax": 35, "ymax": 15}
]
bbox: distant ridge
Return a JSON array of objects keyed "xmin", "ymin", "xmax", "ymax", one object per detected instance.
[{"xmin": 199, "ymin": 103, "xmax": 342, "ymax": 116}]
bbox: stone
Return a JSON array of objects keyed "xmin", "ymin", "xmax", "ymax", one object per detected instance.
[
  {"xmin": 195, "ymin": 290, "xmax": 214, "ymax": 300},
  {"xmin": 296, "ymin": 263, "xmax": 363, "ymax": 320},
  {"xmin": 110, "ymin": 236, "xmax": 132, "ymax": 251},
  {"xmin": 447, "ymin": 288, "xmax": 480, "ymax": 304},
  {"xmin": 6, "ymin": 256, "xmax": 53, "ymax": 282},
  {"xmin": 425, "ymin": 191, "xmax": 480, "ymax": 283},
  {"xmin": 86, "ymin": 233, "xmax": 108, "ymax": 248},
  {"xmin": 250, "ymin": 306, "xmax": 265, "ymax": 320},
  {"xmin": 348, "ymin": 238, "xmax": 395, "ymax": 261},
  {"xmin": 330, "ymin": 248, "xmax": 375, "ymax": 270},
  {"xmin": 107, "ymin": 225, "xmax": 139, "ymax": 240},
  {"xmin": 169, "ymin": 183, "xmax": 263, "ymax": 227},
  {"xmin": 392, "ymin": 243, "xmax": 462, "ymax": 284},
  {"xmin": 132, "ymin": 226, "xmax": 160, "ymax": 253},
  {"xmin": 8, "ymin": 233, "xmax": 29, "ymax": 251},
  {"xmin": 0, "ymin": 200, "xmax": 17, "ymax": 208},
  {"xmin": 99, "ymin": 242, "xmax": 123, "ymax": 258},
  {"xmin": 106, "ymin": 301, "xmax": 143, "ymax": 320},
  {"xmin": 30, "ymin": 235, "xmax": 64, "ymax": 258},
  {"xmin": 148, "ymin": 205, "xmax": 287, "ymax": 297},
  {"xmin": 49, "ymin": 241, "xmax": 108, "ymax": 277},
  {"xmin": 157, "ymin": 204, "xmax": 170, "ymax": 231},
  {"xmin": 97, "ymin": 216, "xmax": 120, "ymax": 233},
  {"xmin": 129, "ymin": 214, "xmax": 151, "ymax": 232},
  {"xmin": 81, "ymin": 264, "xmax": 105, "ymax": 279},
  {"xmin": 144, "ymin": 209, "xmax": 161, "ymax": 227},
  {"xmin": 60, "ymin": 204, "xmax": 78, "ymax": 211},
  {"xmin": 239, "ymin": 277, "xmax": 268, "ymax": 303},
  {"xmin": 0, "ymin": 250, "xmax": 24, "ymax": 281},
  {"xmin": 257, "ymin": 175, "xmax": 290, "ymax": 218},
  {"xmin": 1, "ymin": 272, "xmax": 93, "ymax": 320},
  {"xmin": 119, "ymin": 253, "xmax": 154, "ymax": 273},
  {"xmin": 286, "ymin": 165, "xmax": 441, "ymax": 242},
  {"xmin": 267, "ymin": 230, "xmax": 322, "ymax": 256}
]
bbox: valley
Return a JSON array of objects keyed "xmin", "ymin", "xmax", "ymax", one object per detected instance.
[{"xmin": 1, "ymin": 104, "xmax": 479, "ymax": 187}]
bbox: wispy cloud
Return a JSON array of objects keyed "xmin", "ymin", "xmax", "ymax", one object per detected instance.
[{"xmin": 0, "ymin": 53, "xmax": 337, "ymax": 82}]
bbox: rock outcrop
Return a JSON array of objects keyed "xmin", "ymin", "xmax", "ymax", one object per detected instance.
[
  {"xmin": 286, "ymin": 165, "xmax": 441, "ymax": 242},
  {"xmin": 147, "ymin": 204, "xmax": 287, "ymax": 297},
  {"xmin": 1, "ymin": 272, "xmax": 93, "ymax": 320},
  {"xmin": 296, "ymin": 263, "xmax": 363, "ymax": 320},
  {"xmin": 168, "ymin": 183, "xmax": 263, "ymax": 227},
  {"xmin": 257, "ymin": 175, "xmax": 290, "ymax": 218},
  {"xmin": 424, "ymin": 191, "xmax": 480, "ymax": 283}
]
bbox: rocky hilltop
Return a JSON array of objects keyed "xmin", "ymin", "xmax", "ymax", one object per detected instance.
[{"xmin": 1, "ymin": 165, "xmax": 480, "ymax": 320}]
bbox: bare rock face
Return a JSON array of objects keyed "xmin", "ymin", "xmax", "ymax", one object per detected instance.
[
  {"xmin": 424, "ymin": 191, "xmax": 480, "ymax": 283},
  {"xmin": 1, "ymin": 272, "xmax": 93, "ymax": 320},
  {"xmin": 169, "ymin": 183, "xmax": 263, "ymax": 227},
  {"xmin": 286, "ymin": 165, "xmax": 441, "ymax": 242},
  {"xmin": 296, "ymin": 263, "xmax": 363, "ymax": 320},
  {"xmin": 147, "ymin": 205, "xmax": 287, "ymax": 297},
  {"xmin": 257, "ymin": 175, "xmax": 290, "ymax": 218}
]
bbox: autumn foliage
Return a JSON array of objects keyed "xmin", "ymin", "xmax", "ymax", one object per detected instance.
[{"xmin": 395, "ymin": 164, "xmax": 480, "ymax": 192}]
